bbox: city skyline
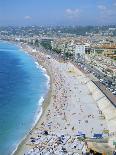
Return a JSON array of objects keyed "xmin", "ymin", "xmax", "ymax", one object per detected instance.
[{"xmin": 0, "ymin": 0, "xmax": 116, "ymax": 26}]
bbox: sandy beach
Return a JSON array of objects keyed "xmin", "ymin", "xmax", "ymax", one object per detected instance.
[{"xmin": 14, "ymin": 45, "xmax": 112, "ymax": 155}]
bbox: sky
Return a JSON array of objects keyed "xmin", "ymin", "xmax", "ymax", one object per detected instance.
[{"xmin": 0, "ymin": 0, "xmax": 116, "ymax": 26}]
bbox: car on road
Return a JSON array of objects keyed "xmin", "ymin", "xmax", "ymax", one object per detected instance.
[
  {"xmin": 112, "ymin": 90, "xmax": 116, "ymax": 95},
  {"xmin": 100, "ymin": 79, "xmax": 104, "ymax": 82}
]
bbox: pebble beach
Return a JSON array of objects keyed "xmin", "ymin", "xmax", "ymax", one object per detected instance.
[{"xmin": 14, "ymin": 45, "xmax": 111, "ymax": 155}]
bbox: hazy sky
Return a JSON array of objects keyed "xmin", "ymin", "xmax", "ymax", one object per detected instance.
[{"xmin": 0, "ymin": 0, "xmax": 116, "ymax": 26}]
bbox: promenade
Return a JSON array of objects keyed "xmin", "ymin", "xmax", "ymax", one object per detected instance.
[{"xmin": 14, "ymin": 45, "xmax": 113, "ymax": 155}]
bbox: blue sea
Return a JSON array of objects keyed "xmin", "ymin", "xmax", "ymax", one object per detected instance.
[{"xmin": 0, "ymin": 41, "xmax": 49, "ymax": 155}]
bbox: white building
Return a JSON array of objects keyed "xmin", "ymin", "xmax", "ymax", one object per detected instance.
[
  {"xmin": 75, "ymin": 44, "xmax": 85, "ymax": 59},
  {"xmin": 74, "ymin": 43, "xmax": 90, "ymax": 59}
]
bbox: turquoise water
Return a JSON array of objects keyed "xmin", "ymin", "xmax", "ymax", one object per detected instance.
[{"xmin": 0, "ymin": 41, "xmax": 49, "ymax": 155}]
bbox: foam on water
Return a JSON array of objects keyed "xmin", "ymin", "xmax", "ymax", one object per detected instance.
[
  {"xmin": 11, "ymin": 96, "xmax": 45, "ymax": 155},
  {"xmin": 0, "ymin": 41, "xmax": 49, "ymax": 155},
  {"xmin": 35, "ymin": 61, "xmax": 50, "ymax": 88}
]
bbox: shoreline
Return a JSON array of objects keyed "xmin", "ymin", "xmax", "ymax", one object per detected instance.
[
  {"xmin": 0, "ymin": 40, "xmax": 51, "ymax": 155},
  {"xmin": 13, "ymin": 43, "xmax": 113, "ymax": 154},
  {"xmin": 0, "ymin": 41, "xmax": 52, "ymax": 155},
  {"xmin": 13, "ymin": 44, "xmax": 53, "ymax": 155}
]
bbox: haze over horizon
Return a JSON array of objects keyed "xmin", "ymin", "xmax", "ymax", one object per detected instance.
[{"xmin": 0, "ymin": 0, "xmax": 116, "ymax": 26}]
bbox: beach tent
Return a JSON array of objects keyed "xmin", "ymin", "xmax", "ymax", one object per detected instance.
[
  {"xmin": 93, "ymin": 133, "xmax": 103, "ymax": 139},
  {"xmin": 77, "ymin": 131, "xmax": 86, "ymax": 138}
]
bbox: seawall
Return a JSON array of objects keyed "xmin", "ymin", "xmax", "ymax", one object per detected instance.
[{"xmin": 86, "ymin": 79, "xmax": 116, "ymax": 148}]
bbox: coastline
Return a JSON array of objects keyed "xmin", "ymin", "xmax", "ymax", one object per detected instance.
[
  {"xmin": 0, "ymin": 41, "xmax": 51, "ymax": 155},
  {"xmin": 13, "ymin": 44, "xmax": 53, "ymax": 155},
  {"xmin": 13, "ymin": 43, "xmax": 113, "ymax": 155}
]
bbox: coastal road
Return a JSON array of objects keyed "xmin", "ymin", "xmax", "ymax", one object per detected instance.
[
  {"xmin": 35, "ymin": 45, "xmax": 116, "ymax": 107},
  {"xmin": 74, "ymin": 62, "xmax": 116, "ymax": 107}
]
